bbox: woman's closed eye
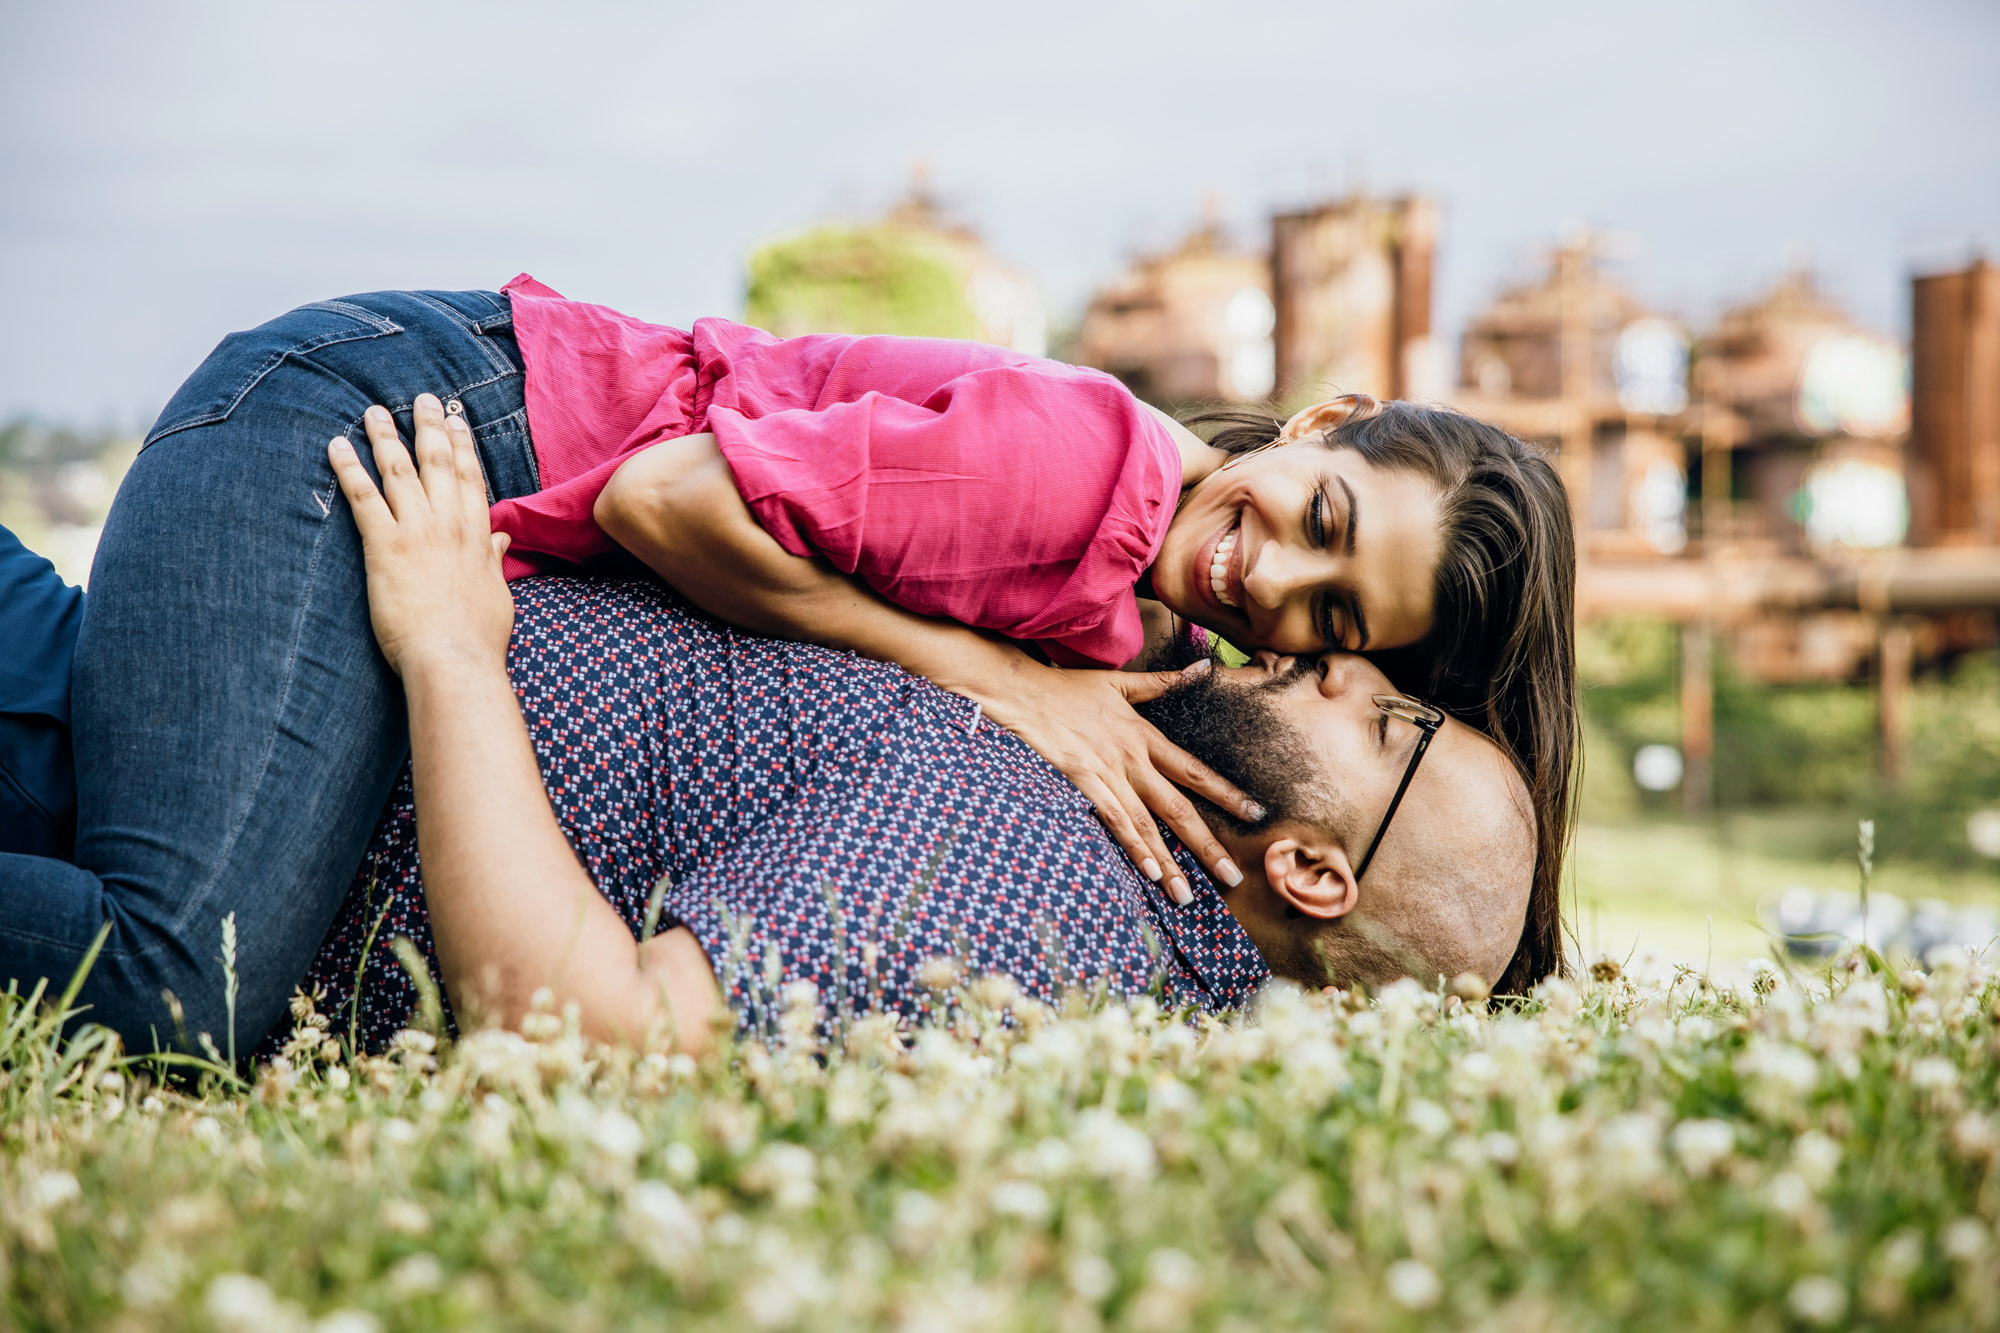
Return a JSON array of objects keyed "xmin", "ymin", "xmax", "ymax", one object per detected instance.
[
  {"xmin": 1307, "ymin": 481, "xmax": 1333, "ymax": 547},
  {"xmin": 1316, "ymin": 593, "xmax": 1345, "ymax": 651}
]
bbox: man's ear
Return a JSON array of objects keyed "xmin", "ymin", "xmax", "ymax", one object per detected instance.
[
  {"xmin": 1262, "ymin": 835, "xmax": 1359, "ymax": 920},
  {"xmin": 1278, "ymin": 393, "xmax": 1381, "ymax": 443}
]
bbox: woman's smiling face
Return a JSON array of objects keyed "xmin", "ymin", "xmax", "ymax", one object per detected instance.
[{"xmin": 1153, "ymin": 427, "xmax": 1445, "ymax": 656}]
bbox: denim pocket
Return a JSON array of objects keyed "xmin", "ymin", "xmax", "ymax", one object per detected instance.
[{"xmin": 143, "ymin": 300, "xmax": 404, "ymax": 449}]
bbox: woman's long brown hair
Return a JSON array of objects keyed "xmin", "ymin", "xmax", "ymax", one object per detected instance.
[{"xmin": 1186, "ymin": 403, "xmax": 1578, "ymax": 993}]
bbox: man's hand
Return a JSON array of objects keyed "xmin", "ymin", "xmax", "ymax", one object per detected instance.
[{"xmin": 327, "ymin": 394, "xmax": 513, "ymax": 677}]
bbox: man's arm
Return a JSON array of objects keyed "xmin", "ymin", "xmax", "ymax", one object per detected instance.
[{"xmin": 328, "ymin": 396, "xmax": 721, "ymax": 1051}]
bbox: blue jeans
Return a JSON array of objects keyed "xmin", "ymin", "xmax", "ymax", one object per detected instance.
[{"xmin": 0, "ymin": 290, "xmax": 540, "ymax": 1053}]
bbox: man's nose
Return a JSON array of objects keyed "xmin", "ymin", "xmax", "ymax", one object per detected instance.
[{"xmin": 1314, "ymin": 653, "xmax": 1369, "ymax": 698}]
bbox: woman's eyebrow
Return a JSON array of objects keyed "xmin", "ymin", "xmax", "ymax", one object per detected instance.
[{"xmin": 1338, "ymin": 476, "xmax": 1359, "ymax": 556}]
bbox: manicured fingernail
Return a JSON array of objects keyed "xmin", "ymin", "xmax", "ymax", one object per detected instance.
[
  {"xmin": 1217, "ymin": 858, "xmax": 1244, "ymax": 888},
  {"xmin": 1181, "ymin": 659, "xmax": 1212, "ymax": 676},
  {"xmin": 1242, "ymin": 800, "xmax": 1268, "ymax": 822},
  {"xmin": 1167, "ymin": 877, "xmax": 1193, "ymax": 906},
  {"xmin": 1140, "ymin": 857, "xmax": 1162, "ymax": 882},
  {"xmin": 329, "ymin": 437, "xmax": 352, "ymax": 455}
]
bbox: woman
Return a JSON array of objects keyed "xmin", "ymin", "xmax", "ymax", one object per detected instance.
[{"xmin": 0, "ymin": 283, "xmax": 1571, "ymax": 1053}]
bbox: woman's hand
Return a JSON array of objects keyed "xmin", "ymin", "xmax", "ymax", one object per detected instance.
[
  {"xmin": 327, "ymin": 395, "xmax": 514, "ymax": 676},
  {"xmin": 969, "ymin": 659, "xmax": 1262, "ymax": 903}
]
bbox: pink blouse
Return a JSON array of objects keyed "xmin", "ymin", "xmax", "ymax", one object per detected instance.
[{"xmin": 491, "ymin": 275, "xmax": 1182, "ymax": 668}]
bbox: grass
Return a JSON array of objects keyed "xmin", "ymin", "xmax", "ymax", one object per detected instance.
[
  {"xmin": 1573, "ymin": 810, "xmax": 2000, "ymax": 975},
  {"xmin": 5, "ymin": 949, "xmax": 1999, "ymax": 1331}
]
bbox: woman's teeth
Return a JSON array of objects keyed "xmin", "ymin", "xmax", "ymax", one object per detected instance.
[{"xmin": 1209, "ymin": 530, "xmax": 1239, "ymax": 609}]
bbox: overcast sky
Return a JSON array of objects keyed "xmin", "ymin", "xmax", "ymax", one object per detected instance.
[{"xmin": 2, "ymin": 0, "xmax": 1995, "ymax": 428}]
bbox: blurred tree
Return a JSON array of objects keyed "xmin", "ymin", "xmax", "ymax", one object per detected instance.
[{"xmin": 744, "ymin": 226, "xmax": 977, "ymax": 342}]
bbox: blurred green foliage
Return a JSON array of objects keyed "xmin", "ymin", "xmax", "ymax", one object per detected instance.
[
  {"xmin": 744, "ymin": 226, "xmax": 976, "ymax": 340},
  {"xmin": 1581, "ymin": 617, "xmax": 2000, "ymax": 870}
]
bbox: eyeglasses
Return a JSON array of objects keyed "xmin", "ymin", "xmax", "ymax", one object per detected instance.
[{"xmin": 1352, "ymin": 693, "xmax": 1445, "ymax": 882}]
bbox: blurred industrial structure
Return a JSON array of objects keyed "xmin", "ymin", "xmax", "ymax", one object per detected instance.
[
  {"xmin": 1076, "ymin": 193, "xmax": 1441, "ymax": 410},
  {"xmin": 1074, "ymin": 209, "xmax": 1274, "ymax": 403},
  {"xmin": 1072, "ymin": 201, "xmax": 2000, "ymax": 808}
]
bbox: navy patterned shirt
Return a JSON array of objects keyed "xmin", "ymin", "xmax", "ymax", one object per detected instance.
[{"xmin": 278, "ymin": 577, "xmax": 1270, "ymax": 1053}]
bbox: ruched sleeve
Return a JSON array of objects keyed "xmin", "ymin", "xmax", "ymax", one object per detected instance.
[{"xmin": 708, "ymin": 362, "xmax": 1181, "ymax": 668}]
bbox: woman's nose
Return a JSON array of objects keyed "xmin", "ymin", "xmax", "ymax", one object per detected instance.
[{"xmin": 1241, "ymin": 540, "xmax": 1318, "ymax": 609}]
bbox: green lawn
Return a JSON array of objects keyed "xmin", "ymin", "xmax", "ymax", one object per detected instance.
[
  {"xmin": 6, "ymin": 954, "xmax": 1999, "ymax": 1331},
  {"xmin": 1573, "ymin": 811, "xmax": 2000, "ymax": 976}
]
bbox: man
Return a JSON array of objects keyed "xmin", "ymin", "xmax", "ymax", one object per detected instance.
[
  {"xmin": 291, "ymin": 576, "xmax": 1536, "ymax": 1053},
  {"xmin": 302, "ymin": 404, "xmax": 1537, "ymax": 1051}
]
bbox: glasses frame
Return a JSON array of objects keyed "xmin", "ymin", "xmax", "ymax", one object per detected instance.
[{"xmin": 1352, "ymin": 693, "xmax": 1445, "ymax": 882}]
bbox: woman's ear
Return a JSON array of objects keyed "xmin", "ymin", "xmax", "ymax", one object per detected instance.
[
  {"xmin": 1279, "ymin": 393, "xmax": 1381, "ymax": 443},
  {"xmin": 1262, "ymin": 835, "xmax": 1359, "ymax": 920}
]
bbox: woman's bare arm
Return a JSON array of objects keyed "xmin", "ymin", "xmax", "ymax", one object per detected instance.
[
  {"xmin": 329, "ymin": 396, "xmax": 720, "ymax": 1051},
  {"xmin": 595, "ymin": 434, "xmax": 1256, "ymax": 899}
]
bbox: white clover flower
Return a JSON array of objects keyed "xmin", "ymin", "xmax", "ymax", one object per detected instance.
[
  {"xmin": 205, "ymin": 1274, "xmax": 301, "ymax": 1333},
  {"xmin": 23, "ymin": 1169, "xmax": 79, "ymax": 1212},
  {"xmin": 892, "ymin": 1190, "xmax": 941, "ymax": 1254},
  {"xmin": 1377, "ymin": 977, "xmax": 1433, "ymax": 1026},
  {"xmin": 1280, "ymin": 1038, "xmax": 1349, "ymax": 1106},
  {"xmin": 1669, "ymin": 1119, "xmax": 1735, "ymax": 1178},
  {"xmin": 1453, "ymin": 1050, "xmax": 1499, "ymax": 1092},
  {"xmin": 1147, "ymin": 1076, "xmax": 1197, "ymax": 1120},
  {"xmin": 1909, "ymin": 1056, "xmax": 1959, "ymax": 1092},
  {"xmin": 1787, "ymin": 1274, "xmax": 1847, "ymax": 1326},
  {"xmin": 1736, "ymin": 1039, "xmax": 1820, "ymax": 1098},
  {"xmin": 378, "ymin": 1117, "xmax": 419, "ymax": 1148},
  {"xmin": 1532, "ymin": 976, "xmax": 1581, "ymax": 1020},
  {"xmin": 1595, "ymin": 1112, "xmax": 1665, "ymax": 1187},
  {"xmin": 745, "ymin": 1142, "xmax": 819, "ymax": 1212},
  {"xmin": 323, "ymin": 1066, "xmax": 351, "ymax": 1092},
  {"xmin": 1028, "ymin": 1136, "xmax": 1076, "ymax": 1179},
  {"xmin": 1342, "ymin": 1009, "xmax": 1384, "ymax": 1042},
  {"xmin": 662, "ymin": 1141, "xmax": 700, "ymax": 1185},
  {"xmin": 1405, "ymin": 1098, "xmax": 1452, "ymax": 1139},
  {"xmin": 376, "ymin": 1198, "xmax": 430, "ymax": 1237},
  {"xmin": 741, "ymin": 1255, "xmax": 829, "ymax": 1329},
  {"xmin": 1675, "ymin": 1010, "xmax": 1717, "ymax": 1042},
  {"xmin": 469, "ymin": 1096, "xmax": 514, "ymax": 1161},
  {"xmin": 1071, "ymin": 1108, "xmax": 1157, "ymax": 1187},
  {"xmin": 1144, "ymin": 1246, "xmax": 1201, "ymax": 1292},
  {"xmin": 191, "ymin": 1116, "xmax": 226, "ymax": 1146},
  {"xmin": 1765, "ymin": 1171, "xmax": 1814, "ymax": 1219},
  {"xmin": 989, "ymin": 1179, "xmax": 1052, "ymax": 1224},
  {"xmin": 916, "ymin": 955, "xmax": 962, "ymax": 992},
  {"xmin": 1873, "ymin": 1228, "xmax": 1924, "ymax": 1282},
  {"xmin": 591, "ymin": 1108, "xmax": 646, "ymax": 1166},
  {"xmin": 622, "ymin": 1181, "xmax": 703, "ymax": 1273},
  {"xmin": 1480, "ymin": 1131, "xmax": 1522, "ymax": 1168},
  {"xmin": 122, "ymin": 1251, "xmax": 186, "ymax": 1311},
  {"xmin": 314, "ymin": 1312, "xmax": 383, "ymax": 1333},
  {"xmin": 968, "ymin": 971, "xmax": 1021, "ymax": 1012},
  {"xmin": 385, "ymin": 1252, "xmax": 444, "ymax": 1298},
  {"xmin": 1386, "ymin": 1258, "xmax": 1441, "ymax": 1310},
  {"xmin": 1791, "ymin": 1130, "xmax": 1842, "ymax": 1189},
  {"xmin": 1941, "ymin": 1217, "xmax": 1989, "ymax": 1262},
  {"xmin": 1948, "ymin": 1111, "xmax": 2000, "ymax": 1163},
  {"xmin": 1066, "ymin": 1252, "xmax": 1117, "ymax": 1303}
]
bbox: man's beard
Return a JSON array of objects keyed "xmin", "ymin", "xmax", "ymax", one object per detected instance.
[{"xmin": 1133, "ymin": 661, "xmax": 1331, "ymax": 837}]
